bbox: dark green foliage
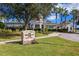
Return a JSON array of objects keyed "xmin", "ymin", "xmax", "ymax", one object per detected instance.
[
  {"xmin": 0, "ymin": 22, "xmax": 5, "ymax": 29},
  {"xmin": 71, "ymin": 9, "xmax": 78, "ymax": 32},
  {"xmin": 10, "ymin": 3, "xmax": 57, "ymax": 29},
  {"xmin": 71, "ymin": 9, "xmax": 78, "ymax": 20},
  {"xmin": 48, "ymin": 29, "xmax": 56, "ymax": 31},
  {"xmin": 57, "ymin": 29, "xmax": 68, "ymax": 32}
]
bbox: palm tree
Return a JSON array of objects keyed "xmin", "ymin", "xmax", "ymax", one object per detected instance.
[
  {"xmin": 64, "ymin": 8, "xmax": 68, "ymax": 22},
  {"xmin": 63, "ymin": 8, "xmax": 68, "ymax": 29},
  {"xmin": 52, "ymin": 6, "xmax": 60, "ymax": 31},
  {"xmin": 53, "ymin": 7, "xmax": 58, "ymax": 24},
  {"xmin": 53, "ymin": 7, "xmax": 65, "ymax": 30},
  {"xmin": 71, "ymin": 9, "xmax": 78, "ymax": 32},
  {"xmin": 57, "ymin": 7, "xmax": 64, "ymax": 29}
]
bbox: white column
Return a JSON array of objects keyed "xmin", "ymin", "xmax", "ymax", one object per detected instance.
[
  {"xmin": 68, "ymin": 25, "xmax": 71, "ymax": 32},
  {"xmin": 33, "ymin": 24, "xmax": 35, "ymax": 30},
  {"xmin": 39, "ymin": 23, "xmax": 42, "ymax": 29}
]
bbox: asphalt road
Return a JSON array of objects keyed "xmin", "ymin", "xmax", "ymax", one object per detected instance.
[{"xmin": 58, "ymin": 33, "xmax": 79, "ymax": 42}]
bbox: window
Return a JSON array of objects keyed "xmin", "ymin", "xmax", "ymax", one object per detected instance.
[
  {"xmin": 70, "ymin": 27, "xmax": 72, "ymax": 30},
  {"xmin": 35, "ymin": 25, "xmax": 40, "ymax": 29}
]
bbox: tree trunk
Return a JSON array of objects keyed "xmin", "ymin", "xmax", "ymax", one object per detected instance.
[
  {"xmin": 60, "ymin": 14, "xmax": 63, "ymax": 29},
  {"xmin": 24, "ymin": 15, "xmax": 28, "ymax": 30},
  {"xmin": 65, "ymin": 16, "xmax": 66, "ymax": 22},
  {"xmin": 42, "ymin": 20, "xmax": 45, "ymax": 33},
  {"xmin": 73, "ymin": 18, "xmax": 75, "ymax": 32},
  {"xmin": 24, "ymin": 13, "xmax": 31, "ymax": 30},
  {"xmin": 75, "ymin": 16, "xmax": 78, "ymax": 33},
  {"xmin": 24, "ymin": 22, "xmax": 28, "ymax": 30},
  {"xmin": 56, "ymin": 13, "xmax": 57, "ymax": 31},
  {"xmin": 61, "ymin": 14, "xmax": 63, "ymax": 24},
  {"xmin": 65, "ymin": 16, "xmax": 67, "ymax": 29},
  {"xmin": 56, "ymin": 13, "xmax": 57, "ymax": 24},
  {"xmin": 75, "ymin": 21, "xmax": 77, "ymax": 33}
]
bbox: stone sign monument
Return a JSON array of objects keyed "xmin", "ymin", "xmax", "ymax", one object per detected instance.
[{"xmin": 21, "ymin": 30, "xmax": 35, "ymax": 45}]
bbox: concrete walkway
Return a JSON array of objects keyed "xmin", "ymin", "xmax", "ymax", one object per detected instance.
[
  {"xmin": 0, "ymin": 32, "xmax": 79, "ymax": 44},
  {"xmin": 36, "ymin": 32, "xmax": 79, "ymax": 42},
  {"xmin": 58, "ymin": 33, "xmax": 79, "ymax": 42},
  {"xmin": 36, "ymin": 32, "xmax": 59, "ymax": 39},
  {"xmin": 0, "ymin": 32, "xmax": 59, "ymax": 44}
]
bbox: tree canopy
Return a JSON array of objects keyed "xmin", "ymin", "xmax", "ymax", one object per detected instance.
[{"xmin": 9, "ymin": 3, "xmax": 57, "ymax": 29}]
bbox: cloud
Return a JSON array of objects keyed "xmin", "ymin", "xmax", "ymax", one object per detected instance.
[
  {"xmin": 46, "ymin": 13, "xmax": 60, "ymax": 21},
  {"xmin": 47, "ymin": 16, "xmax": 56, "ymax": 20},
  {"xmin": 57, "ymin": 3, "xmax": 79, "ymax": 12}
]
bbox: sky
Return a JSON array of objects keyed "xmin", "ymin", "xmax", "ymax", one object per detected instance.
[
  {"xmin": 46, "ymin": 3, "xmax": 79, "ymax": 24},
  {"xmin": 0, "ymin": 3, "xmax": 79, "ymax": 24},
  {"xmin": 46, "ymin": 13, "xmax": 73, "ymax": 24}
]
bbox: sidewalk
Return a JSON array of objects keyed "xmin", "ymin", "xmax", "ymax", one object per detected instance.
[
  {"xmin": 58, "ymin": 33, "xmax": 79, "ymax": 42},
  {"xmin": 0, "ymin": 32, "xmax": 59, "ymax": 44},
  {"xmin": 0, "ymin": 32, "xmax": 79, "ymax": 44}
]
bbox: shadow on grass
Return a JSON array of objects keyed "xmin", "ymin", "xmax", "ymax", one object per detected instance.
[
  {"xmin": 5, "ymin": 41, "xmax": 79, "ymax": 47},
  {"xmin": 0, "ymin": 33, "xmax": 21, "ymax": 36},
  {"xmin": 6, "ymin": 40, "xmax": 39, "ymax": 45},
  {"xmin": 0, "ymin": 32, "xmax": 21, "ymax": 39},
  {"xmin": 6, "ymin": 41, "xmax": 22, "ymax": 44}
]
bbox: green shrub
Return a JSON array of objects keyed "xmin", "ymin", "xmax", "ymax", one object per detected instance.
[
  {"xmin": 16, "ymin": 29, "xmax": 19, "ymax": 32},
  {"xmin": 2, "ymin": 29, "xmax": 12, "ymax": 33},
  {"xmin": 48, "ymin": 29, "xmax": 56, "ymax": 31},
  {"xmin": 34, "ymin": 29, "xmax": 41, "ymax": 33},
  {"xmin": 57, "ymin": 29, "xmax": 68, "ymax": 32},
  {"xmin": 0, "ymin": 28, "xmax": 2, "ymax": 32},
  {"xmin": 0, "ymin": 22, "xmax": 5, "ymax": 29},
  {"xmin": 42, "ymin": 27, "xmax": 48, "ymax": 34}
]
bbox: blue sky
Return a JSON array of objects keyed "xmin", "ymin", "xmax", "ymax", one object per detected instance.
[
  {"xmin": 0, "ymin": 3, "xmax": 79, "ymax": 24},
  {"xmin": 46, "ymin": 13, "xmax": 73, "ymax": 24},
  {"xmin": 46, "ymin": 3, "xmax": 79, "ymax": 24}
]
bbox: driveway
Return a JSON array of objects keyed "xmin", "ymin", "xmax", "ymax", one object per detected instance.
[{"xmin": 58, "ymin": 33, "xmax": 79, "ymax": 42}]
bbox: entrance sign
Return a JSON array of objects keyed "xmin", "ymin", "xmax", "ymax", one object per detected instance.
[{"xmin": 21, "ymin": 30, "xmax": 35, "ymax": 44}]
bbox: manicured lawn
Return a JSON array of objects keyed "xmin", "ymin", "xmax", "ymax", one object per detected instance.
[
  {"xmin": 35, "ymin": 32, "xmax": 47, "ymax": 37},
  {"xmin": 0, "ymin": 31, "xmax": 21, "ymax": 41},
  {"xmin": 0, "ymin": 31, "xmax": 47, "ymax": 41},
  {"xmin": 0, "ymin": 37, "xmax": 79, "ymax": 56}
]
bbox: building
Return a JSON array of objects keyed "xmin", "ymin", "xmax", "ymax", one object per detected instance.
[
  {"xmin": 0, "ymin": 18, "xmax": 24, "ymax": 30},
  {"xmin": 54, "ymin": 20, "xmax": 69, "ymax": 30},
  {"xmin": 58, "ymin": 12, "xmax": 79, "ymax": 33},
  {"xmin": 5, "ymin": 19, "xmax": 24, "ymax": 29},
  {"xmin": 75, "ymin": 11, "xmax": 79, "ymax": 33},
  {"xmin": 66, "ymin": 11, "xmax": 79, "ymax": 33},
  {"xmin": 44, "ymin": 20, "xmax": 56, "ymax": 29},
  {"xmin": 29, "ymin": 14, "xmax": 56, "ymax": 30},
  {"xmin": 5, "ymin": 22, "xmax": 24, "ymax": 29},
  {"xmin": 29, "ymin": 17, "xmax": 43, "ymax": 29}
]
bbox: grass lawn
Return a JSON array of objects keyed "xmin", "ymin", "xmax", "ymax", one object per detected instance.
[
  {"xmin": 0, "ymin": 31, "xmax": 47, "ymax": 41},
  {"xmin": 0, "ymin": 37, "xmax": 79, "ymax": 56},
  {"xmin": 0, "ymin": 31, "xmax": 21, "ymax": 41},
  {"xmin": 35, "ymin": 32, "xmax": 47, "ymax": 37}
]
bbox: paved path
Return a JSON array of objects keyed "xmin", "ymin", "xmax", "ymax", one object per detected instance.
[
  {"xmin": 0, "ymin": 33, "xmax": 59, "ymax": 44},
  {"xmin": 58, "ymin": 33, "xmax": 79, "ymax": 42},
  {"xmin": 36, "ymin": 33, "xmax": 59, "ymax": 39},
  {"xmin": 0, "ymin": 32, "xmax": 79, "ymax": 44}
]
